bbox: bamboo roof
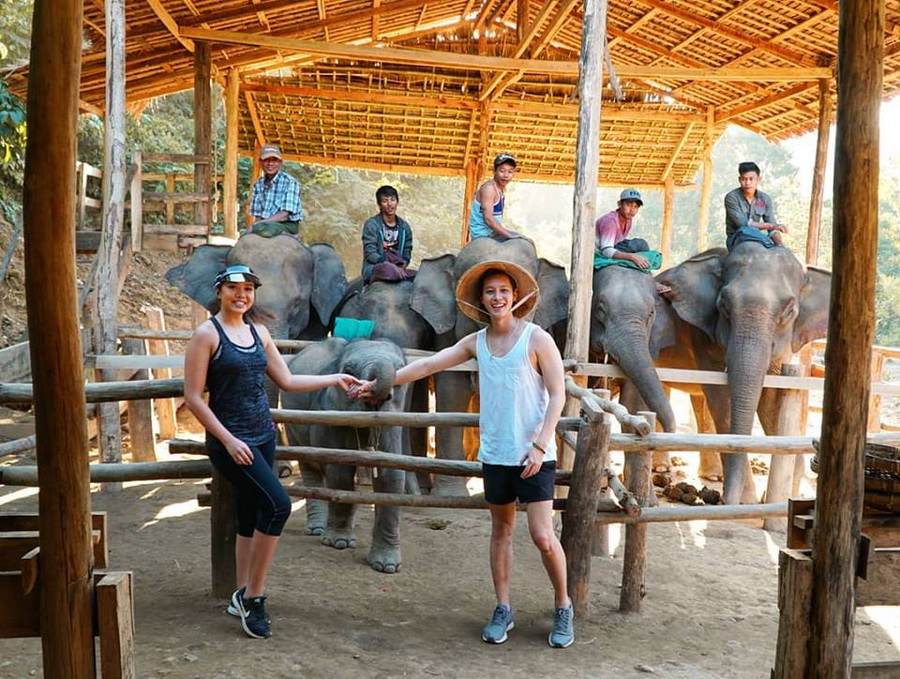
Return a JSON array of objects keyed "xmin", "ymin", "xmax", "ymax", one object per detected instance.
[{"xmin": 8, "ymin": 0, "xmax": 900, "ymax": 186}]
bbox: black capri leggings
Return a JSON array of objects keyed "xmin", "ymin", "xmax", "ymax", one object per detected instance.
[{"xmin": 207, "ymin": 436, "xmax": 292, "ymax": 537}]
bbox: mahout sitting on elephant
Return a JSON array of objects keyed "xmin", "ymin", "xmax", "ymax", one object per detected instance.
[{"xmin": 282, "ymin": 337, "xmax": 408, "ymax": 573}]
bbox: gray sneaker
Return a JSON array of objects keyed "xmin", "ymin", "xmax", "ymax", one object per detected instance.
[
  {"xmin": 548, "ymin": 603, "xmax": 574, "ymax": 648},
  {"xmin": 482, "ymin": 604, "xmax": 515, "ymax": 644}
]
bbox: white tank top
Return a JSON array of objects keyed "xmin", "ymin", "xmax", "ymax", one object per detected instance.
[{"xmin": 475, "ymin": 322, "xmax": 556, "ymax": 466}]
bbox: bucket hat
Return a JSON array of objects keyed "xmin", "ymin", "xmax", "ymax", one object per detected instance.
[
  {"xmin": 455, "ymin": 259, "xmax": 539, "ymax": 322},
  {"xmin": 214, "ymin": 264, "xmax": 262, "ymax": 288}
]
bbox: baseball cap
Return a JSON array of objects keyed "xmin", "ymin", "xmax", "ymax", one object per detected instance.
[
  {"xmin": 493, "ymin": 153, "xmax": 517, "ymax": 169},
  {"xmin": 619, "ymin": 188, "xmax": 643, "ymax": 206},
  {"xmin": 260, "ymin": 144, "xmax": 283, "ymax": 160},
  {"xmin": 214, "ymin": 264, "xmax": 262, "ymax": 288}
]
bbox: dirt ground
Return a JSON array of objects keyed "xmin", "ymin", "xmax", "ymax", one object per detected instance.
[{"xmin": 1, "ymin": 219, "xmax": 899, "ymax": 677}]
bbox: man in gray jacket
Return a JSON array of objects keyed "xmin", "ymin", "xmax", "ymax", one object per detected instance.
[{"xmin": 361, "ymin": 185, "xmax": 416, "ymax": 283}]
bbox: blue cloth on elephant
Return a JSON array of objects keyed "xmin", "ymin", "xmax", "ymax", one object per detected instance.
[
  {"xmin": 726, "ymin": 225, "xmax": 779, "ymax": 252},
  {"xmin": 333, "ymin": 317, "xmax": 375, "ymax": 340},
  {"xmin": 593, "ymin": 250, "xmax": 662, "ymax": 272}
]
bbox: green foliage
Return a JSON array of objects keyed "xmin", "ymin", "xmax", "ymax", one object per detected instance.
[{"xmin": 0, "ymin": 82, "xmax": 26, "ymax": 171}]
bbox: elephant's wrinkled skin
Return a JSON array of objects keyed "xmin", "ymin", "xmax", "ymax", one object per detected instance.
[
  {"xmin": 655, "ymin": 245, "xmax": 831, "ymax": 504},
  {"xmin": 166, "ymin": 234, "xmax": 347, "ymax": 340},
  {"xmin": 282, "ymin": 338, "xmax": 408, "ymax": 573}
]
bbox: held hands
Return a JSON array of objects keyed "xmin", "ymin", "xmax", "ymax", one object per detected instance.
[
  {"xmin": 519, "ymin": 442, "xmax": 546, "ymax": 479},
  {"xmin": 348, "ymin": 379, "xmax": 375, "ymax": 400},
  {"xmin": 334, "ymin": 373, "xmax": 364, "ymax": 393}
]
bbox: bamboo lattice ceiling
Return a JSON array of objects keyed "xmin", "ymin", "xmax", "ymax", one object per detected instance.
[{"xmin": 8, "ymin": 0, "xmax": 900, "ymax": 185}]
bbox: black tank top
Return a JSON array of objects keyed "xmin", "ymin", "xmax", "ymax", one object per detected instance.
[{"xmin": 206, "ymin": 317, "xmax": 274, "ymax": 446}]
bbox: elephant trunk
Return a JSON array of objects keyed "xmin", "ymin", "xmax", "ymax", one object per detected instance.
[
  {"xmin": 722, "ymin": 320, "xmax": 775, "ymax": 504},
  {"xmin": 604, "ymin": 324, "xmax": 677, "ymax": 433},
  {"xmin": 363, "ymin": 360, "xmax": 397, "ymax": 404}
]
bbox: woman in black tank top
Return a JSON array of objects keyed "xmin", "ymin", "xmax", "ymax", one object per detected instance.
[{"xmin": 183, "ymin": 265, "xmax": 361, "ymax": 639}]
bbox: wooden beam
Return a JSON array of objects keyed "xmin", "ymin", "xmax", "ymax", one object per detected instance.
[
  {"xmin": 180, "ymin": 27, "xmax": 831, "ymax": 81},
  {"xmin": 146, "ymin": 0, "xmax": 195, "ymax": 53},
  {"xmin": 716, "ymin": 82, "xmax": 817, "ymax": 124},
  {"xmin": 806, "ymin": 79, "xmax": 833, "ymax": 267},
  {"xmin": 24, "ymin": 0, "xmax": 95, "ymax": 670},
  {"xmin": 243, "ymin": 91, "xmax": 266, "ymax": 149},
  {"xmin": 223, "ymin": 69, "xmax": 240, "ymax": 240},
  {"xmin": 280, "ymin": 151, "xmax": 466, "ymax": 177},
  {"xmin": 807, "ymin": 0, "xmax": 883, "ymax": 675},
  {"xmin": 696, "ymin": 106, "xmax": 714, "ymax": 252},
  {"xmin": 661, "ymin": 176, "xmax": 674, "ymax": 268},
  {"xmin": 529, "ymin": 0, "xmax": 580, "ymax": 57},
  {"xmin": 661, "ymin": 122, "xmax": 694, "ymax": 181}
]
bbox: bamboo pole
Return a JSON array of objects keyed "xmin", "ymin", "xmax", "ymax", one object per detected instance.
[
  {"xmin": 696, "ymin": 106, "xmax": 714, "ymax": 252},
  {"xmin": 661, "ymin": 176, "xmax": 674, "ymax": 268},
  {"xmin": 561, "ymin": 400, "xmax": 610, "ymax": 620},
  {"xmin": 764, "ymin": 364, "xmax": 803, "ymax": 532},
  {"xmin": 194, "ymin": 43, "xmax": 212, "ymax": 232},
  {"xmin": 805, "ymin": 78, "xmax": 833, "ymax": 268},
  {"xmin": 95, "ymin": 0, "xmax": 127, "ymax": 488},
  {"xmin": 806, "ymin": 0, "xmax": 883, "ymax": 675},
  {"xmin": 620, "ymin": 411, "xmax": 655, "ymax": 612},
  {"xmin": 0, "ymin": 434, "xmax": 37, "ymax": 459},
  {"xmin": 223, "ymin": 68, "xmax": 239, "ymax": 240},
  {"xmin": 23, "ymin": 0, "xmax": 94, "ymax": 671}
]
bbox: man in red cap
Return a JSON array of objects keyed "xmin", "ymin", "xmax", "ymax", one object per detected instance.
[{"xmin": 246, "ymin": 144, "xmax": 303, "ymax": 237}]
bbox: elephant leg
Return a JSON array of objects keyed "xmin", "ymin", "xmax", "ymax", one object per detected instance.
[
  {"xmin": 321, "ymin": 463, "xmax": 357, "ymax": 550},
  {"xmin": 300, "ymin": 463, "xmax": 328, "ymax": 536},
  {"xmin": 369, "ymin": 462, "xmax": 404, "ymax": 574},
  {"xmin": 700, "ymin": 384, "xmax": 731, "ymax": 486},
  {"xmin": 691, "ymin": 394, "xmax": 723, "ymax": 481},
  {"xmin": 620, "ymin": 379, "xmax": 670, "ymax": 473},
  {"xmin": 432, "ymin": 371, "xmax": 472, "ymax": 497}
]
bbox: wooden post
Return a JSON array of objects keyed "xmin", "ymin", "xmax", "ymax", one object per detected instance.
[
  {"xmin": 764, "ymin": 364, "xmax": 803, "ymax": 532},
  {"xmin": 806, "ymin": 0, "xmax": 883, "ymax": 675},
  {"xmin": 772, "ymin": 549, "xmax": 814, "ymax": 678},
  {"xmin": 460, "ymin": 157, "xmax": 478, "ymax": 244},
  {"xmin": 560, "ymin": 400, "xmax": 610, "ymax": 620},
  {"xmin": 143, "ymin": 307, "xmax": 177, "ymax": 441},
  {"xmin": 806, "ymin": 79, "xmax": 833, "ymax": 268},
  {"xmin": 590, "ymin": 387, "xmax": 613, "ymax": 557},
  {"xmin": 76, "ymin": 162, "xmax": 88, "ymax": 230},
  {"xmin": 165, "ymin": 173, "xmax": 175, "ymax": 225},
  {"xmin": 210, "ymin": 468, "xmax": 237, "ymax": 598},
  {"xmin": 96, "ymin": 571, "xmax": 136, "ymax": 679},
  {"xmin": 516, "ymin": 0, "xmax": 530, "ymax": 45},
  {"xmin": 121, "ymin": 333, "xmax": 157, "ymax": 463},
  {"xmin": 223, "ymin": 68, "xmax": 240, "ymax": 240},
  {"xmin": 660, "ymin": 176, "xmax": 674, "ymax": 268},
  {"xmin": 23, "ymin": 0, "xmax": 95, "ymax": 673},
  {"xmin": 696, "ymin": 106, "xmax": 714, "ymax": 253},
  {"xmin": 619, "ymin": 411, "xmax": 654, "ymax": 612},
  {"xmin": 95, "ymin": 0, "xmax": 128, "ymax": 486},
  {"xmin": 194, "ymin": 43, "xmax": 212, "ymax": 233},
  {"xmin": 129, "ymin": 150, "xmax": 142, "ymax": 253},
  {"xmin": 867, "ymin": 350, "xmax": 885, "ymax": 433}
]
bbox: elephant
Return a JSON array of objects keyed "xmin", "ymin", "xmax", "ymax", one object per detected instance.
[
  {"xmin": 652, "ymin": 244, "xmax": 831, "ymax": 504},
  {"xmin": 330, "ymin": 237, "xmax": 568, "ymax": 497},
  {"xmin": 165, "ymin": 233, "xmax": 347, "ymax": 341},
  {"xmin": 282, "ymin": 337, "xmax": 409, "ymax": 573}
]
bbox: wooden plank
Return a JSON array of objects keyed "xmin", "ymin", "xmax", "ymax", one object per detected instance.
[
  {"xmin": 141, "ymin": 224, "xmax": 209, "ymax": 236},
  {"xmin": 141, "ymin": 153, "xmax": 210, "ymax": 164},
  {"xmin": 20, "ymin": 546, "xmax": 40, "ymax": 596},
  {"xmin": 0, "ymin": 571, "xmax": 41, "ymax": 638},
  {"xmin": 620, "ymin": 412, "xmax": 655, "ymax": 612},
  {"xmin": 772, "ymin": 549, "xmax": 814, "ymax": 678},
  {"xmin": 210, "ymin": 469, "xmax": 237, "ymax": 599},
  {"xmin": 0, "ymin": 341, "xmax": 31, "ymax": 382},
  {"xmin": 129, "ymin": 151, "xmax": 143, "ymax": 253},
  {"xmin": 0, "ymin": 530, "xmax": 103, "ymax": 571},
  {"xmin": 96, "ymin": 571, "xmax": 136, "ymax": 679},
  {"xmin": 144, "ymin": 307, "xmax": 176, "ymax": 441},
  {"xmin": 141, "ymin": 192, "xmax": 210, "ymax": 203},
  {"xmin": 121, "ymin": 335, "xmax": 157, "ymax": 463}
]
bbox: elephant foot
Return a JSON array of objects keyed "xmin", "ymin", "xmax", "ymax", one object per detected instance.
[
  {"xmin": 321, "ymin": 529, "xmax": 357, "ymax": 550},
  {"xmin": 367, "ymin": 543, "xmax": 402, "ymax": 574},
  {"xmin": 305, "ymin": 501, "xmax": 327, "ymax": 536},
  {"xmin": 431, "ymin": 475, "xmax": 470, "ymax": 497}
]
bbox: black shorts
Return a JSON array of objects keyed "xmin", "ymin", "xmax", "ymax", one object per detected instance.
[{"xmin": 482, "ymin": 461, "xmax": 556, "ymax": 505}]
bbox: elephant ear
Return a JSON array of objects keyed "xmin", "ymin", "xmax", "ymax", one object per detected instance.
[
  {"xmin": 655, "ymin": 248, "xmax": 725, "ymax": 341},
  {"xmin": 165, "ymin": 244, "xmax": 230, "ymax": 312},
  {"xmin": 532, "ymin": 258, "xmax": 568, "ymax": 330},
  {"xmin": 309, "ymin": 243, "xmax": 348, "ymax": 326},
  {"xmin": 649, "ymin": 291, "xmax": 679, "ymax": 359},
  {"xmin": 792, "ymin": 266, "xmax": 831, "ymax": 352},
  {"xmin": 411, "ymin": 253, "xmax": 457, "ymax": 335}
]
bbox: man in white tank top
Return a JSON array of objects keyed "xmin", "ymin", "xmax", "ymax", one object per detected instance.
[{"xmin": 351, "ymin": 259, "xmax": 574, "ymax": 648}]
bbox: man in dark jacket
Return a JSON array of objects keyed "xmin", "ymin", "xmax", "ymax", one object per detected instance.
[{"xmin": 361, "ymin": 185, "xmax": 416, "ymax": 283}]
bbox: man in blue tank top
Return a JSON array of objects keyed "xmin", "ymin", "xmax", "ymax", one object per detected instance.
[
  {"xmin": 468, "ymin": 153, "xmax": 522, "ymax": 241},
  {"xmin": 352, "ymin": 259, "xmax": 574, "ymax": 648}
]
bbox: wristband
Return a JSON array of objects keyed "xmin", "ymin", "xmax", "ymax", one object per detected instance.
[{"xmin": 531, "ymin": 441, "xmax": 547, "ymax": 455}]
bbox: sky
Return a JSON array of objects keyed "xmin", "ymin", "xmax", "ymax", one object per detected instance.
[{"xmin": 781, "ymin": 97, "xmax": 900, "ymax": 197}]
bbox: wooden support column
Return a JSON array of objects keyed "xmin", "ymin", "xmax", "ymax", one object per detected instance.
[
  {"xmin": 660, "ymin": 176, "xmax": 674, "ymax": 268},
  {"xmin": 560, "ymin": 400, "xmax": 610, "ymax": 620},
  {"xmin": 95, "ymin": 0, "xmax": 128, "ymax": 484},
  {"xmin": 773, "ymin": 549, "xmax": 814, "ymax": 678},
  {"xmin": 120, "ymin": 332, "xmax": 157, "ymax": 463},
  {"xmin": 461, "ymin": 157, "xmax": 479, "ymax": 244},
  {"xmin": 764, "ymin": 364, "xmax": 803, "ymax": 532},
  {"xmin": 23, "ymin": 0, "xmax": 95, "ymax": 673},
  {"xmin": 806, "ymin": 0, "xmax": 883, "ymax": 675},
  {"xmin": 194, "ymin": 43, "xmax": 212, "ymax": 232},
  {"xmin": 867, "ymin": 350, "xmax": 885, "ymax": 433},
  {"xmin": 806, "ymin": 79, "xmax": 833, "ymax": 268},
  {"xmin": 223, "ymin": 68, "xmax": 240, "ymax": 240},
  {"xmin": 247, "ymin": 145, "xmax": 262, "ymax": 224},
  {"xmin": 619, "ymin": 411, "xmax": 654, "ymax": 613},
  {"xmin": 696, "ymin": 106, "xmax": 714, "ymax": 253},
  {"xmin": 590, "ymin": 388, "xmax": 613, "ymax": 557}
]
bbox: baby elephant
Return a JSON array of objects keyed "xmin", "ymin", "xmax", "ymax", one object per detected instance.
[{"xmin": 283, "ymin": 338, "xmax": 409, "ymax": 573}]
